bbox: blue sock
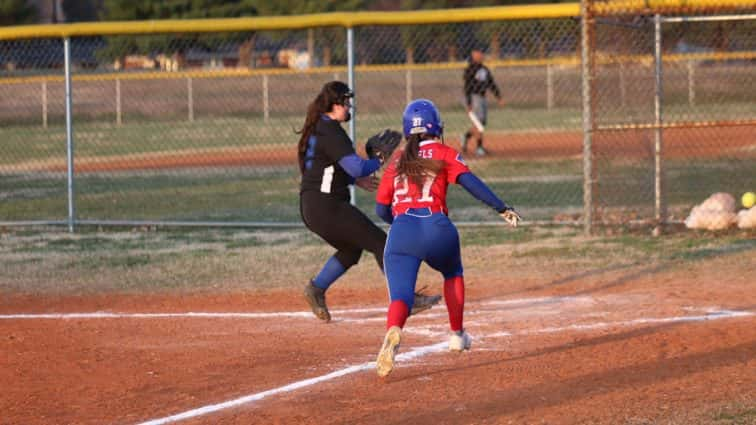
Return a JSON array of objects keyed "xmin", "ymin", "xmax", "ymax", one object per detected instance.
[{"xmin": 312, "ymin": 256, "xmax": 347, "ymax": 290}]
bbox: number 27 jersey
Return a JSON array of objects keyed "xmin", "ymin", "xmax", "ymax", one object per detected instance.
[{"xmin": 376, "ymin": 140, "xmax": 470, "ymax": 216}]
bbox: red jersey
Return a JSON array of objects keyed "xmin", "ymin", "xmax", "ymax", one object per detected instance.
[{"xmin": 376, "ymin": 140, "xmax": 470, "ymax": 216}]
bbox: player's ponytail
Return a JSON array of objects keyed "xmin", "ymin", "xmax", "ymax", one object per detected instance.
[
  {"xmin": 297, "ymin": 81, "xmax": 354, "ymax": 174},
  {"xmin": 396, "ymin": 134, "xmax": 443, "ymax": 187},
  {"xmin": 296, "ymin": 93, "xmax": 328, "ymax": 174}
]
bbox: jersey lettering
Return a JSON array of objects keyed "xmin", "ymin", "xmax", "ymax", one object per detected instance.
[
  {"xmin": 392, "ymin": 174, "xmax": 435, "ymax": 205},
  {"xmin": 392, "ymin": 175, "xmax": 410, "ymax": 205},
  {"xmin": 376, "ymin": 141, "xmax": 471, "ymax": 216}
]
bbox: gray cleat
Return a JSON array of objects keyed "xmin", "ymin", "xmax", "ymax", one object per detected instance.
[
  {"xmin": 303, "ymin": 281, "xmax": 331, "ymax": 322},
  {"xmin": 410, "ymin": 291, "xmax": 442, "ymax": 316}
]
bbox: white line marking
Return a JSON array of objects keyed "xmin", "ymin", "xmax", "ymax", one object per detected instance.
[
  {"xmin": 481, "ymin": 296, "xmax": 591, "ymax": 306},
  {"xmin": 133, "ymin": 309, "xmax": 752, "ymax": 425},
  {"xmin": 0, "ymin": 312, "xmax": 316, "ymax": 320},
  {"xmin": 137, "ymin": 363, "xmax": 372, "ymax": 425},
  {"xmin": 136, "ymin": 342, "xmax": 448, "ymax": 425},
  {"xmin": 485, "ymin": 310, "xmax": 753, "ymax": 338},
  {"xmin": 0, "ymin": 295, "xmax": 587, "ymax": 321}
]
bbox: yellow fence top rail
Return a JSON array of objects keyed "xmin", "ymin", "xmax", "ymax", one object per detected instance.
[
  {"xmin": 0, "ymin": 4, "xmax": 579, "ymax": 41},
  {"xmin": 2, "ymin": 0, "xmax": 753, "ymax": 40},
  {"xmin": 0, "ymin": 0, "xmax": 752, "ymax": 40},
  {"xmin": 592, "ymin": 0, "xmax": 756, "ymax": 15}
]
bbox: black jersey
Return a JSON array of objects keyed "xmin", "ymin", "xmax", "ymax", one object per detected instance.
[
  {"xmin": 300, "ymin": 116, "xmax": 355, "ymax": 200},
  {"xmin": 463, "ymin": 62, "xmax": 501, "ymax": 106}
]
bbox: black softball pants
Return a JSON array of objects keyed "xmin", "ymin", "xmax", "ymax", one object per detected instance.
[{"xmin": 300, "ymin": 191, "xmax": 386, "ymax": 271}]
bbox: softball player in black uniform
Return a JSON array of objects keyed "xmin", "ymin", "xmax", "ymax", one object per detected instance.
[{"xmin": 297, "ymin": 81, "xmax": 440, "ymax": 322}]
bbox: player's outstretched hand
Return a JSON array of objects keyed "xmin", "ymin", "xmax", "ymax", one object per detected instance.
[
  {"xmin": 499, "ymin": 207, "xmax": 521, "ymax": 227},
  {"xmin": 356, "ymin": 175, "xmax": 379, "ymax": 192}
]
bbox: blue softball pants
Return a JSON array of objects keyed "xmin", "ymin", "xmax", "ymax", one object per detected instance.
[{"xmin": 384, "ymin": 208, "xmax": 464, "ymax": 312}]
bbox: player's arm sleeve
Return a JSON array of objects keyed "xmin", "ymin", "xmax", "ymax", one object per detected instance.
[
  {"xmin": 338, "ymin": 154, "xmax": 381, "ymax": 178},
  {"xmin": 375, "ymin": 202, "xmax": 393, "ymax": 225},
  {"xmin": 487, "ymin": 67, "xmax": 502, "ymax": 99},
  {"xmin": 457, "ymin": 172, "xmax": 510, "ymax": 212},
  {"xmin": 463, "ymin": 67, "xmax": 473, "ymax": 107}
]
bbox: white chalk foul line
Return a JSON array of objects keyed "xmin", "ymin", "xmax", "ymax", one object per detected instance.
[
  {"xmin": 485, "ymin": 309, "xmax": 754, "ymax": 338},
  {"xmin": 136, "ymin": 341, "xmax": 448, "ymax": 425},
  {"xmin": 0, "ymin": 295, "xmax": 587, "ymax": 321},
  {"xmin": 0, "ymin": 311, "xmax": 316, "ymax": 320},
  {"xmin": 133, "ymin": 309, "xmax": 752, "ymax": 425}
]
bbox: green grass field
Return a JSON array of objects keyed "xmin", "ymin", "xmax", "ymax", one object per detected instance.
[
  {"xmin": 1, "ymin": 104, "xmax": 753, "ymax": 225},
  {"xmin": 2, "ymin": 156, "xmax": 753, "ymax": 223},
  {"xmin": 0, "ymin": 106, "xmax": 582, "ymax": 165}
]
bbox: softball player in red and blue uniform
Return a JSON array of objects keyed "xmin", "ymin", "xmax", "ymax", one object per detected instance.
[{"xmin": 374, "ymin": 99, "xmax": 521, "ymax": 377}]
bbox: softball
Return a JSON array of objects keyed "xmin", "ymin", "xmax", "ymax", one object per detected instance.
[{"xmin": 742, "ymin": 192, "xmax": 756, "ymax": 209}]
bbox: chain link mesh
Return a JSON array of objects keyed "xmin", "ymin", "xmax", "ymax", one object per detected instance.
[
  {"xmin": 588, "ymin": 2, "xmax": 756, "ymax": 227},
  {"xmin": 352, "ymin": 19, "xmax": 582, "ymax": 222},
  {"xmin": 1, "ymin": 5, "xmax": 752, "ymax": 227}
]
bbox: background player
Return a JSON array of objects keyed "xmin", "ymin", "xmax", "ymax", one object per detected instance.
[
  {"xmin": 374, "ymin": 98, "xmax": 520, "ymax": 377},
  {"xmin": 297, "ymin": 81, "xmax": 440, "ymax": 323},
  {"xmin": 462, "ymin": 48, "xmax": 504, "ymax": 156}
]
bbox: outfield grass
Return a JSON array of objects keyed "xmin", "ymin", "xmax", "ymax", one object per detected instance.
[
  {"xmin": 0, "ymin": 106, "xmax": 583, "ymax": 165},
  {"xmin": 1, "ymin": 103, "xmax": 753, "ymax": 224},
  {"xmin": 2, "ymin": 155, "xmax": 752, "ymax": 224}
]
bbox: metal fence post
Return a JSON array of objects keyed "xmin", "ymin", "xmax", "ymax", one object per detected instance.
[
  {"xmin": 580, "ymin": 0, "xmax": 594, "ymax": 235},
  {"xmin": 347, "ymin": 26, "xmax": 356, "ymax": 206},
  {"xmin": 116, "ymin": 77, "xmax": 122, "ymax": 125},
  {"xmin": 41, "ymin": 79, "xmax": 48, "ymax": 128},
  {"xmin": 64, "ymin": 37, "xmax": 76, "ymax": 233},
  {"xmin": 546, "ymin": 64, "xmax": 554, "ymax": 110},
  {"xmin": 687, "ymin": 59, "xmax": 695, "ymax": 106},
  {"xmin": 653, "ymin": 14, "xmax": 666, "ymax": 235},
  {"xmin": 263, "ymin": 74, "xmax": 269, "ymax": 122},
  {"xmin": 405, "ymin": 68, "xmax": 413, "ymax": 106},
  {"xmin": 187, "ymin": 76, "xmax": 194, "ymax": 122},
  {"xmin": 618, "ymin": 61, "xmax": 626, "ymax": 108}
]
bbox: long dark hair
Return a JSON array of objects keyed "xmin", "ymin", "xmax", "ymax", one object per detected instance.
[
  {"xmin": 396, "ymin": 134, "xmax": 443, "ymax": 187},
  {"xmin": 296, "ymin": 81, "xmax": 352, "ymax": 174}
]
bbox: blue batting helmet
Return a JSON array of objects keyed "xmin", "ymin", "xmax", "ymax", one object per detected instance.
[{"xmin": 402, "ymin": 99, "xmax": 443, "ymax": 138}]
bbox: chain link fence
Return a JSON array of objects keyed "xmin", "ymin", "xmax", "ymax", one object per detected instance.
[
  {"xmin": 0, "ymin": 3, "xmax": 753, "ymax": 230},
  {"xmin": 586, "ymin": 1, "xmax": 755, "ymax": 230}
]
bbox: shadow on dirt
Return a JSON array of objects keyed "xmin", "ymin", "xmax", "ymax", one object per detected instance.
[
  {"xmin": 393, "ymin": 320, "xmax": 698, "ymax": 384},
  {"xmin": 388, "ymin": 327, "xmax": 755, "ymax": 423}
]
